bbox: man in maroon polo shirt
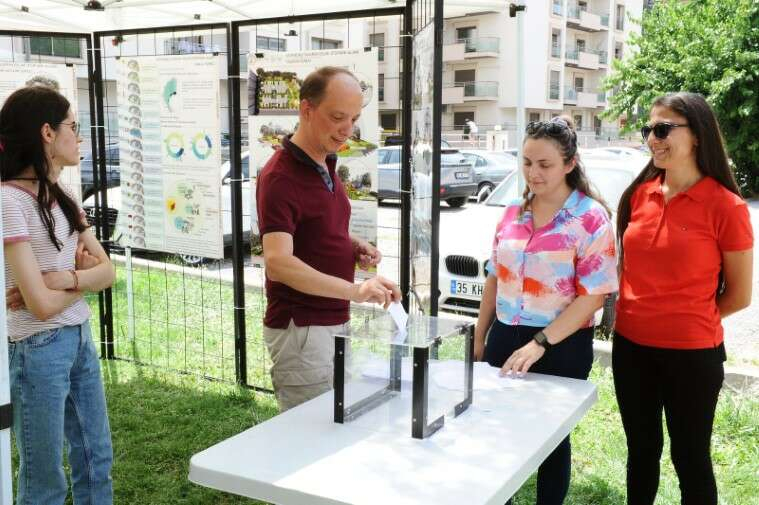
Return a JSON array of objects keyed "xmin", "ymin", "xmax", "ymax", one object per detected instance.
[{"xmin": 257, "ymin": 66, "xmax": 401, "ymax": 412}]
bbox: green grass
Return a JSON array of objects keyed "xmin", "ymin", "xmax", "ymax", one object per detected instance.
[
  {"xmin": 64, "ymin": 263, "xmax": 758, "ymax": 504},
  {"xmin": 11, "ymin": 360, "xmax": 755, "ymax": 504}
]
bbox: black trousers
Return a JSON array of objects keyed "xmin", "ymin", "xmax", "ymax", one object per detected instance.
[
  {"xmin": 612, "ymin": 333, "xmax": 725, "ymax": 505},
  {"xmin": 484, "ymin": 320, "xmax": 594, "ymax": 505}
]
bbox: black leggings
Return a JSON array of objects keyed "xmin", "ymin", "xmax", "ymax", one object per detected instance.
[
  {"xmin": 612, "ymin": 333, "xmax": 725, "ymax": 505},
  {"xmin": 484, "ymin": 321, "xmax": 594, "ymax": 505}
]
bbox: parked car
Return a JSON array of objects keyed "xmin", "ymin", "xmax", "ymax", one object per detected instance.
[
  {"xmin": 438, "ymin": 159, "xmax": 641, "ymax": 315},
  {"xmin": 79, "ymin": 143, "xmax": 121, "ymax": 200},
  {"xmin": 377, "ymin": 145, "xmax": 477, "ymax": 207},
  {"xmin": 459, "ymin": 149, "xmax": 518, "ymax": 202},
  {"xmin": 82, "ymin": 152, "xmax": 252, "ymax": 265}
]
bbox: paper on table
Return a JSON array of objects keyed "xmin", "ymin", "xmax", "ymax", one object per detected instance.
[{"xmin": 388, "ymin": 301, "xmax": 408, "ymax": 331}]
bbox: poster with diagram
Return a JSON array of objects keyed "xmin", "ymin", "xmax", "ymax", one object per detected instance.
[
  {"xmin": 246, "ymin": 48, "xmax": 379, "ymax": 276},
  {"xmin": 0, "ymin": 62, "xmax": 82, "ymax": 202},
  {"xmin": 116, "ymin": 53, "xmax": 223, "ymax": 258}
]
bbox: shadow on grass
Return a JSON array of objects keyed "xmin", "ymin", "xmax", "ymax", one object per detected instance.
[{"xmin": 101, "ymin": 360, "xmax": 278, "ymax": 505}]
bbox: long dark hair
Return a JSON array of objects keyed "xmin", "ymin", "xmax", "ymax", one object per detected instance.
[
  {"xmin": 616, "ymin": 92, "xmax": 742, "ymax": 256},
  {"xmin": 522, "ymin": 115, "xmax": 612, "ymax": 216},
  {"xmin": 0, "ymin": 86, "xmax": 86, "ymax": 250}
]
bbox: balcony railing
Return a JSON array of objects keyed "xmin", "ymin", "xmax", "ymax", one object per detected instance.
[
  {"xmin": 449, "ymin": 81, "xmax": 499, "ymax": 98},
  {"xmin": 599, "ymin": 51, "xmax": 608, "ymax": 64},
  {"xmin": 552, "ymin": 2, "xmax": 563, "ymax": 15},
  {"xmin": 566, "ymin": 49, "xmax": 579, "ymax": 60},
  {"xmin": 456, "ymin": 37, "xmax": 500, "ymax": 54},
  {"xmin": 601, "ymin": 14, "xmax": 610, "ymax": 26},
  {"xmin": 551, "ymin": 45, "xmax": 561, "ymax": 58},
  {"xmin": 565, "ymin": 87, "xmax": 578, "ymax": 101},
  {"xmin": 597, "ymin": 91, "xmax": 606, "ymax": 102}
]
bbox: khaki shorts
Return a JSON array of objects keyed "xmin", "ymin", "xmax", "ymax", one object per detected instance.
[{"xmin": 263, "ymin": 320, "xmax": 350, "ymax": 412}]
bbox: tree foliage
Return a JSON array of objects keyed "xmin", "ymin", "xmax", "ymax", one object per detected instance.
[{"xmin": 603, "ymin": 0, "xmax": 759, "ymax": 196}]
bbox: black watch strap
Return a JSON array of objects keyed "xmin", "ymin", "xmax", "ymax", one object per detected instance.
[{"xmin": 533, "ymin": 330, "xmax": 552, "ymax": 350}]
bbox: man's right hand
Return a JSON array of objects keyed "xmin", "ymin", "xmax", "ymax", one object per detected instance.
[{"xmin": 350, "ymin": 276, "xmax": 402, "ymax": 309}]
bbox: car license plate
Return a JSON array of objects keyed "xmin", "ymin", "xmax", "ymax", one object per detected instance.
[
  {"xmin": 450, "ymin": 279, "xmax": 484, "ymax": 296},
  {"xmin": 455, "ymin": 172, "xmax": 469, "ymax": 180}
]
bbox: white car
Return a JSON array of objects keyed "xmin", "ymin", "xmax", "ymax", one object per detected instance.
[
  {"xmin": 438, "ymin": 158, "xmax": 642, "ymax": 315},
  {"xmin": 82, "ymin": 153, "xmax": 252, "ymax": 265}
]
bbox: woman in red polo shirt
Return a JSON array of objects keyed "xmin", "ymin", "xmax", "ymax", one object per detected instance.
[{"xmin": 614, "ymin": 92, "xmax": 754, "ymax": 505}]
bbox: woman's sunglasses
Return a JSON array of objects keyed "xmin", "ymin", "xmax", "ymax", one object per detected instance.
[{"xmin": 641, "ymin": 122, "xmax": 687, "ymax": 141}]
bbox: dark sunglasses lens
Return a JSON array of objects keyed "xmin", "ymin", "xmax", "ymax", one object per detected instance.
[{"xmin": 653, "ymin": 123, "xmax": 673, "ymax": 139}]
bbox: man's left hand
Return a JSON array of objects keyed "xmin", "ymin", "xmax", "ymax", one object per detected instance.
[{"xmin": 354, "ymin": 239, "xmax": 382, "ymax": 270}]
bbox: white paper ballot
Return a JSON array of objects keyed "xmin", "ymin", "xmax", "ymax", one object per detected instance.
[{"xmin": 388, "ymin": 301, "xmax": 408, "ymax": 331}]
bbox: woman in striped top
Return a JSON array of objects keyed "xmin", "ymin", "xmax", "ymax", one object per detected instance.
[{"xmin": 1, "ymin": 86, "xmax": 115, "ymax": 505}]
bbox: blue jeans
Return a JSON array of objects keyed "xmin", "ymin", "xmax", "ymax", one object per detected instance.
[
  {"xmin": 8, "ymin": 321, "xmax": 113, "ymax": 505},
  {"xmin": 484, "ymin": 321, "xmax": 594, "ymax": 505}
]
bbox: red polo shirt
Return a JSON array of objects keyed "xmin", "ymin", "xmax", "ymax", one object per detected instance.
[
  {"xmin": 257, "ymin": 137, "xmax": 354, "ymax": 329},
  {"xmin": 615, "ymin": 176, "xmax": 753, "ymax": 349}
]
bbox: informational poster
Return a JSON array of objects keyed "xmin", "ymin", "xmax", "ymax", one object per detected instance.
[
  {"xmin": 409, "ymin": 22, "xmax": 436, "ymax": 314},
  {"xmin": 246, "ymin": 49, "xmax": 379, "ymax": 276},
  {"xmin": 0, "ymin": 62, "xmax": 82, "ymax": 202},
  {"xmin": 116, "ymin": 54, "xmax": 223, "ymax": 258}
]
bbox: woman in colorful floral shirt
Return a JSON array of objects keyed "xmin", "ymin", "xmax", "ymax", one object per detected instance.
[{"xmin": 474, "ymin": 116, "xmax": 618, "ymax": 505}]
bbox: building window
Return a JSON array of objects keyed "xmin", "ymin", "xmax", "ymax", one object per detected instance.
[
  {"xmin": 574, "ymin": 114, "xmax": 583, "ymax": 130},
  {"xmin": 453, "ymin": 111, "xmax": 475, "ymax": 130},
  {"xmin": 456, "ymin": 26, "xmax": 476, "ymax": 43},
  {"xmin": 578, "ymin": 1, "xmax": 588, "ymax": 12},
  {"xmin": 529, "ymin": 112, "xmax": 541, "ymax": 123},
  {"xmin": 552, "ymin": 0, "xmax": 563, "ymax": 15},
  {"xmin": 551, "ymin": 30, "xmax": 561, "ymax": 58},
  {"xmin": 165, "ymin": 35, "xmax": 210, "ymax": 54},
  {"xmin": 256, "ymin": 35, "xmax": 286, "ymax": 51},
  {"xmin": 576, "ymin": 39, "xmax": 586, "ymax": 53},
  {"xmin": 616, "ymin": 4, "xmax": 625, "ymax": 30},
  {"xmin": 574, "ymin": 76, "xmax": 585, "ymax": 93},
  {"xmin": 614, "ymin": 42, "xmax": 624, "ymax": 59},
  {"xmin": 549, "ymin": 70, "xmax": 560, "ymax": 100},
  {"xmin": 380, "ymin": 112, "xmax": 398, "ymax": 131},
  {"xmin": 312, "ymin": 37, "xmax": 342, "ymax": 50},
  {"xmin": 29, "ymin": 37, "xmax": 82, "ymax": 58},
  {"xmin": 369, "ymin": 33, "xmax": 385, "ymax": 61},
  {"xmin": 378, "ymin": 73, "xmax": 385, "ymax": 102}
]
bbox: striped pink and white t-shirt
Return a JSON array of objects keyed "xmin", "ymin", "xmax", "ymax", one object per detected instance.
[{"xmin": 2, "ymin": 182, "xmax": 91, "ymax": 341}]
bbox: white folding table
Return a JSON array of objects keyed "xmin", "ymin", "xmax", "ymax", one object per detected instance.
[{"xmin": 189, "ymin": 363, "xmax": 597, "ymax": 505}]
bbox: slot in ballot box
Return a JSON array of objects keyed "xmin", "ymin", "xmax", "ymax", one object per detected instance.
[{"xmin": 333, "ymin": 314, "xmax": 474, "ymax": 439}]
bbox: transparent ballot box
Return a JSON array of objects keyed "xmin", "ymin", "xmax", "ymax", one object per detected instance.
[{"xmin": 333, "ymin": 314, "xmax": 474, "ymax": 439}]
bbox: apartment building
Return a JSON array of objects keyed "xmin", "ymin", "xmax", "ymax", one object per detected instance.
[{"xmin": 440, "ymin": 0, "xmax": 644, "ymax": 144}]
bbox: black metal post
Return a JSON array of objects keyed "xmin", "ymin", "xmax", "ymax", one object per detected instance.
[
  {"xmin": 227, "ymin": 23, "xmax": 247, "ymax": 386},
  {"xmin": 454, "ymin": 323, "xmax": 474, "ymax": 417},
  {"xmin": 412, "ymin": 345, "xmax": 444, "ymax": 439},
  {"xmin": 91, "ymin": 34, "xmax": 116, "ymax": 359},
  {"xmin": 429, "ymin": 0, "xmax": 444, "ymax": 317},
  {"xmin": 334, "ymin": 336, "xmax": 346, "ymax": 423},
  {"xmin": 400, "ymin": 1, "xmax": 413, "ymax": 313}
]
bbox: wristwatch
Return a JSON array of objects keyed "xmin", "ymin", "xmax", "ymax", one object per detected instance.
[{"xmin": 533, "ymin": 330, "xmax": 552, "ymax": 351}]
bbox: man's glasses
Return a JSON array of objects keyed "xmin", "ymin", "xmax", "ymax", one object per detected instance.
[
  {"xmin": 641, "ymin": 122, "xmax": 687, "ymax": 141},
  {"xmin": 526, "ymin": 119, "xmax": 569, "ymax": 136},
  {"xmin": 59, "ymin": 121, "xmax": 81, "ymax": 137}
]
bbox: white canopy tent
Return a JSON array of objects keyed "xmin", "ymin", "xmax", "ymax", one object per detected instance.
[
  {"xmin": 1, "ymin": 0, "xmax": 518, "ymax": 503},
  {"xmin": 0, "ymin": 0, "xmax": 505, "ymax": 32}
]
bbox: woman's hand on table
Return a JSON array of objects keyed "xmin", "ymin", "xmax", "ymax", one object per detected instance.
[{"xmin": 500, "ymin": 340, "xmax": 545, "ymax": 376}]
